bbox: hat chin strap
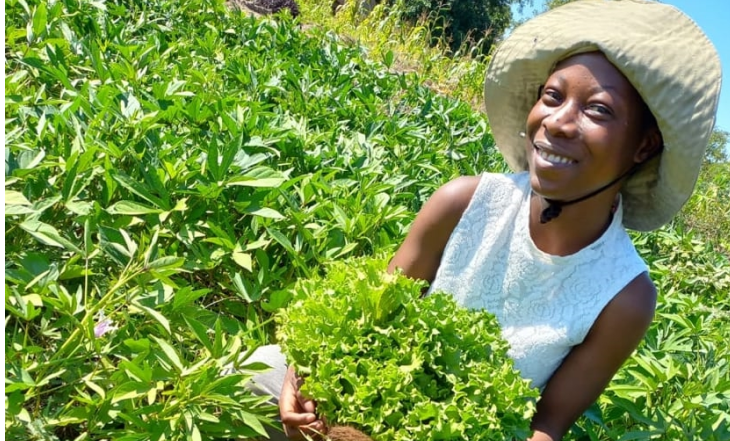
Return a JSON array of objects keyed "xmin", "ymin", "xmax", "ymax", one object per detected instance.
[{"xmin": 538, "ymin": 163, "xmax": 640, "ymax": 224}]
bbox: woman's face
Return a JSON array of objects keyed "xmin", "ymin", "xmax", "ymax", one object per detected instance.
[{"xmin": 525, "ymin": 52, "xmax": 653, "ymax": 201}]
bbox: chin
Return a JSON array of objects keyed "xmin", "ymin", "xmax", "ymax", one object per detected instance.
[{"xmin": 529, "ymin": 172, "xmax": 574, "ymax": 201}]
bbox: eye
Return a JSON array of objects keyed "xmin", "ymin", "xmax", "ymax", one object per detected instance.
[
  {"xmin": 585, "ymin": 103, "xmax": 613, "ymax": 116},
  {"xmin": 541, "ymin": 88, "xmax": 562, "ymax": 104}
]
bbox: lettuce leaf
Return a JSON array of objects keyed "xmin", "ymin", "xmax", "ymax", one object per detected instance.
[{"xmin": 276, "ymin": 256, "xmax": 539, "ymax": 440}]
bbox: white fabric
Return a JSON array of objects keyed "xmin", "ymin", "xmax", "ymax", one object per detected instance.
[{"xmin": 428, "ymin": 172, "xmax": 648, "ymax": 389}]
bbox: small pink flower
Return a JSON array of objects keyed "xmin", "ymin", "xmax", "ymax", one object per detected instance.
[{"xmin": 94, "ymin": 312, "xmax": 117, "ymax": 338}]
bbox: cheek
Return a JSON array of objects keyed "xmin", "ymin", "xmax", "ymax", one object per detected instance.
[{"xmin": 525, "ymin": 103, "xmax": 544, "ymax": 134}]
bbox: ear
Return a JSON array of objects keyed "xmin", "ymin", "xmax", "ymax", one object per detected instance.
[{"xmin": 634, "ymin": 127, "xmax": 663, "ymax": 164}]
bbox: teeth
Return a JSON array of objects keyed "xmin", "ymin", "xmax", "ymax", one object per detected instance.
[{"xmin": 538, "ymin": 149, "xmax": 573, "ymax": 165}]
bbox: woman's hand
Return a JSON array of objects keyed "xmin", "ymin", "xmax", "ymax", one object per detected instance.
[{"xmin": 279, "ymin": 366, "xmax": 325, "ymax": 439}]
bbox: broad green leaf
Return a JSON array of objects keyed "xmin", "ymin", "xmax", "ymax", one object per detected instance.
[
  {"xmin": 5, "ymin": 190, "xmax": 31, "ymax": 206},
  {"xmin": 134, "ymin": 302, "xmax": 171, "ymax": 335},
  {"xmin": 31, "ymin": 2, "xmax": 48, "ymax": 40},
  {"xmin": 120, "ymin": 360, "xmax": 152, "ymax": 383},
  {"xmin": 107, "ymin": 200, "xmax": 163, "ymax": 215},
  {"xmin": 15, "ymin": 149, "xmax": 46, "ymax": 170},
  {"xmin": 19, "ymin": 294, "xmax": 42, "ymax": 308},
  {"xmin": 4, "ymin": 205, "xmax": 38, "ymax": 215},
  {"xmin": 99, "ymin": 227, "xmax": 134, "ymax": 267},
  {"xmin": 261, "ymin": 289, "xmax": 293, "ymax": 313},
  {"xmin": 213, "ymin": 319, "xmax": 224, "ymax": 359},
  {"xmin": 183, "ymin": 315, "xmax": 213, "ymax": 353},
  {"xmin": 111, "ymin": 382, "xmax": 149, "ymax": 404},
  {"xmin": 65, "ymin": 200, "xmax": 93, "ymax": 215},
  {"xmin": 232, "ymin": 251, "xmax": 252, "ymax": 271},
  {"xmin": 147, "ymin": 387, "xmax": 157, "ymax": 406},
  {"xmin": 231, "ymin": 272, "xmax": 257, "ymax": 302},
  {"xmin": 5, "ymin": 367, "xmax": 36, "ymax": 393},
  {"xmin": 226, "ymin": 167, "xmax": 286, "ymax": 188},
  {"xmin": 165, "ymin": 79, "xmax": 190, "ymax": 96},
  {"xmin": 19, "ymin": 220, "xmax": 82, "ymax": 254},
  {"xmin": 226, "ymin": 177, "xmax": 285, "ymax": 188},
  {"xmin": 35, "ymin": 369, "xmax": 66, "ymax": 387},
  {"xmin": 124, "ymin": 338, "xmax": 151, "ymax": 353},
  {"xmin": 266, "ymin": 228, "xmax": 296, "ymax": 255},
  {"xmin": 240, "ymin": 411, "xmax": 268, "ymax": 437},
  {"xmin": 192, "ymin": 425, "xmax": 202, "ymax": 441},
  {"xmin": 143, "ymin": 227, "xmax": 160, "ymax": 267},
  {"xmin": 111, "ymin": 172, "xmax": 168, "ymax": 210},
  {"xmin": 246, "ymin": 207, "xmax": 285, "ymax": 220},
  {"xmin": 197, "ymin": 412, "xmax": 220, "ymax": 423},
  {"xmin": 151, "ymin": 336, "xmax": 184, "ymax": 373},
  {"xmin": 83, "ymin": 378, "xmax": 106, "ymax": 399},
  {"xmin": 147, "ymin": 256, "xmax": 185, "ymax": 271},
  {"xmin": 121, "ymin": 92, "xmax": 141, "ymax": 119},
  {"xmin": 172, "ymin": 287, "xmax": 210, "ymax": 310}
]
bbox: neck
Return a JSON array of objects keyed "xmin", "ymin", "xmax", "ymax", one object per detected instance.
[{"xmin": 529, "ymin": 191, "xmax": 618, "ymax": 256}]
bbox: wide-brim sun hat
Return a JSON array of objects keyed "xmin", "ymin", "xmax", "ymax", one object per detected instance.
[{"xmin": 484, "ymin": 0, "xmax": 722, "ymax": 231}]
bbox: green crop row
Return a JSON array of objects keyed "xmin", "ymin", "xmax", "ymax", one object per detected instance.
[{"xmin": 4, "ymin": 0, "xmax": 728, "ymax": 440}]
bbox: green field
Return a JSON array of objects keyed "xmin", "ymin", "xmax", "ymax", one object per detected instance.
[{"xmin": 5, "ymin": 0, "xmax": 729, "ymax": 440}]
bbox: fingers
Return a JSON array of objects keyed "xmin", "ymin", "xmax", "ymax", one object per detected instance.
[
  {"xmin": 280, "ymin": 367, "xmax": 325, "ymax": 439},
  {"xmin": 281, "ymin": 391, "xmax": 322, "ymax": 440},
  {"xmin": 280, "ymin": 381, "xmax": 315, "ymax": 426},
  {"xmin": 296, "ymin": 390, "xmax": 317, "ymax": 414},
  {"xmin": 283, "ymin": 367, "xmax": 318, "ymax": 418},
  {"xmin": 283, "ymin": 419, "xmax": 326, "ymax": 439},
  {"xmin": 281, "ymin": 389, "xmax": 322, "ymax": 430}
]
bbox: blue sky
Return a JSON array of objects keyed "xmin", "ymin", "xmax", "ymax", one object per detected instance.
[
  {"xmin": 513, "ymin": 0, "xmax": 730, "ymax": 132},
  {"xmin": 663, "ymin": 0, "xmax": 729, "ymax": 132}
]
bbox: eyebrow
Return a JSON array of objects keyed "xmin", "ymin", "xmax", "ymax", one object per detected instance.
[
  {"xmin": 552, "ymin": 74, "xmax": 621, "ymax": 94},
  {"xmin": 550, "ymin": 73, "xmax": 626, "ymax": 105},
  {"xmin": 589, "ymin": 85, "xmax": 620, "ymax": 95}
]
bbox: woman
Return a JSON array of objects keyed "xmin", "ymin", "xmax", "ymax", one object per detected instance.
[{"xmin": 271, "ymin": 1, "xmax": 722, "ymax": 440}]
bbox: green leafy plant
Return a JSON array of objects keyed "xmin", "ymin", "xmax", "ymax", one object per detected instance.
[
  {"xmin": 6, "ymin": 0, "xmax": 729, "ymax": 439},
  {"xmin": 566, "ymin": 230, "xmax": 730, "ymax": 441},
  {"xmin": 5, "ymin": 0, "xmax": 501, "ymax": 438},
  {"xmin": 276, "ymin": 256, "xmax": 539, "ymax": 441}
]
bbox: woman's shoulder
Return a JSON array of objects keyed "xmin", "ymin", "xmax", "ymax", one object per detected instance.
[
  {"xmin": 602, "ymin": 272, "xmax": 657, "ymax": 328},
  {"xmin": 434, "ymin": 171, "xmax": 529, "ymax": 213},
  {"xmin": 420, "ymin": 173, "xmax": 529, "ymax": 236},
  {"xmin": 432, "ymin": 175, "xmax": 482, "ymax": 214},
  {"xmin": 387, "ymin": 175, "xmax": 482, "ymax": 281}
]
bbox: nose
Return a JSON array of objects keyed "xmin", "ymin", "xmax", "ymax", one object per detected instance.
[{"xmin": 542, "ymin": 101, "xmax": 579, "ymax": 138}]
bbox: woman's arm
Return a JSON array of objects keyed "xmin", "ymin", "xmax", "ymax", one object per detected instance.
[
  {"xmin": 528, "ymin": 272, "xmax": 657, "ymax": 441},
  {"xmin": 388, "ymin": 175, "xmax": 480, "ymax": 280}
]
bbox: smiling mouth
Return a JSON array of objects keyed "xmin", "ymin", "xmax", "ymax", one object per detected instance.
[{"xmin": 534, "ymin": 145, "xmax": 576, "ymax": 165}]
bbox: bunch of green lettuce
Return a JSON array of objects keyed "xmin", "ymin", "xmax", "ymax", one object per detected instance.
[{"xmin": 276, "ymin": 256, "xmax": 539, "ymax": 441}]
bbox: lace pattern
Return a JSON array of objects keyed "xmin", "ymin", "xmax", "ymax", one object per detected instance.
[{"xmin": 428, "ymin": 172, "xmax": 648, "ymax": 389}]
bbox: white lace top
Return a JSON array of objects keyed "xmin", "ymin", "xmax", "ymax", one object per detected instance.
[{"xmin": 428, "ymin": 172, "xmax": 648, "ymax": 389}]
